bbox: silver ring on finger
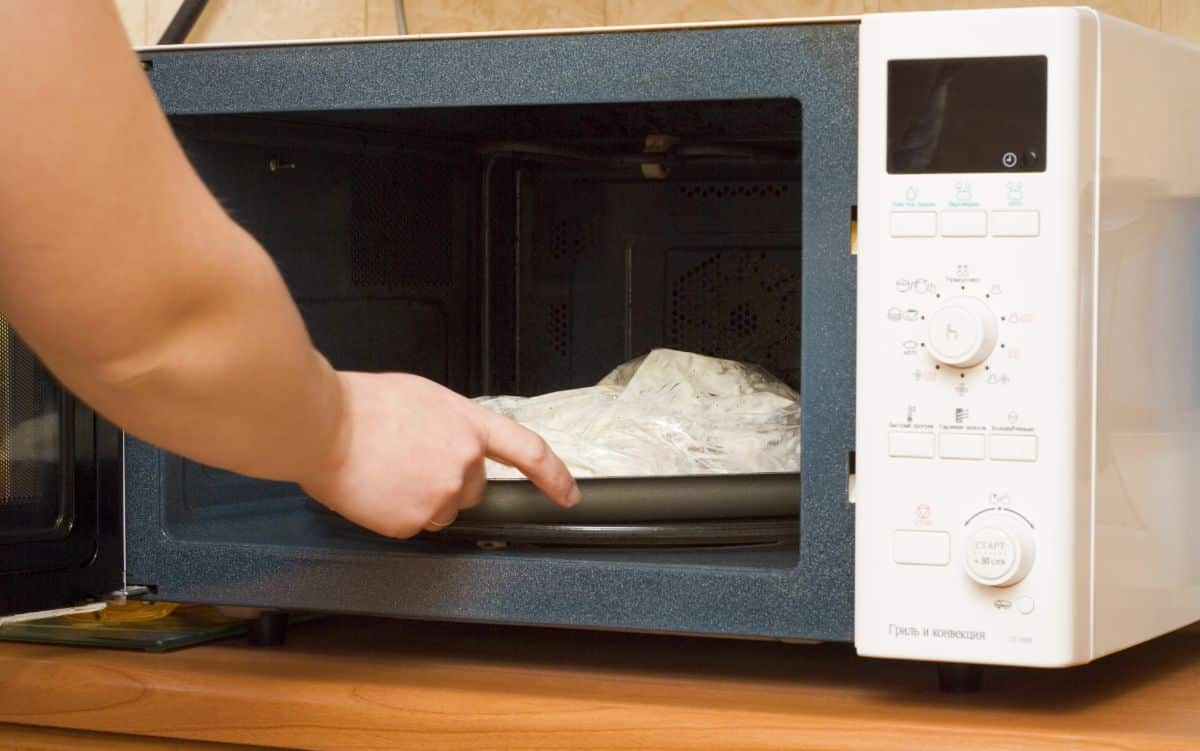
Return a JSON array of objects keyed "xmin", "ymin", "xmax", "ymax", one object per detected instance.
[{"xmin": 425, "ymin": 512, "xmax": 458, "ymax": 531}]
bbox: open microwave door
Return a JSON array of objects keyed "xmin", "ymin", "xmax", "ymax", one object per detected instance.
[{"xmin": 0, "ymin": 316, "xmax": 123, "ymax": 621}]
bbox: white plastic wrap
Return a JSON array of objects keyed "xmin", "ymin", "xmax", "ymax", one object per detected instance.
[{"xmin": 475, "ymin": 349, "xmax": 801, "ymax": 479}]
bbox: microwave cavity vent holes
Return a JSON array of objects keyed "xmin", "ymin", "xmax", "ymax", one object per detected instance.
[
  {"xmin": 678, "ymin": 183, "xmax": 789, "ymax": 200},
  {"xmin": 547, "ymin": 213, "xmax": 594, "ymax": 267},
  {"xmin": 549, "ymin": 301, "xmax": 570, "ymax": 359},
  {"xmin": 666, "ymin": 249, "xmax": 802, "ymax": 390},
  {"xmin": 730, "ymin": 303, "xmax": 758, "ymax": 338},
  {"xmin": 350, "ymin": 155, "xmax": 453, "ymax": 289}
]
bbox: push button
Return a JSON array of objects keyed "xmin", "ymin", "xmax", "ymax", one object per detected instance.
[
  {"xmin": 939, "ymin": 432, "xmax": 986, "ymax": 460},
  {"xmin": 964, "ymin": 512, "xmax": 1036, "ymax": 587},
  {"xmin": 889, "ymin": 211, "xmax": 937, "ymax": 237},
  {"xmin": 888, "ymin": 431, "xmax": 935, "ymax": 458},
  {"xmin": 990, "ymin": 434, "xmax": 1038, "ymax": 462},
  {"xmin": 940, "ymin": 210, "xmax": 987, "ymax": 237},
  {"xmin": 893, "ymin": 530, "xmax": 951, "ymax": 566},
  {"xmin": 991, "ymin": 210, "xmax": 1040, "ymax": 237}
]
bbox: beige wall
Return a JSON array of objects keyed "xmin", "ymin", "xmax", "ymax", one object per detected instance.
[{"xmin": 116, "ymin": 0, "xmax": 1200, "ymax": 46}]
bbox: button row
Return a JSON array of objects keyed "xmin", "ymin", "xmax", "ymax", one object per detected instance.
[
  {"xmin": 887, "ymin": 431, "xmax": 1038, "ymax": 462},
  {"xmin": 889, "ymin": 210, "xmax": 1039, "ymax": 238}
]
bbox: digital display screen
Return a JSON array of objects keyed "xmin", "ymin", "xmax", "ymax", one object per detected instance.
[{"xmin": 887, "ymin": 56, "xmax": 1047, "ymax": 174}]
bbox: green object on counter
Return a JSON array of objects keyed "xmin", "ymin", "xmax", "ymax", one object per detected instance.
[{"xmin": 0, "ymin": 603, "xmax": 310, "ymax": 652}]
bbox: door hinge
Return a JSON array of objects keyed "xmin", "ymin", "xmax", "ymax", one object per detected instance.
[{"xmin": 105, "ymin": 585, "xmax": 152, "ymax": 605}]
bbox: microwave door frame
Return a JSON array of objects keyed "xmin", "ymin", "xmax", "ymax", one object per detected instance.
[
  {"xmin": 125, "ymin": 21, "xmax": 857, "ymax": 641},
  {"xmin": 0, "ymin": 401, "xmax": 124, "ymax": 620}
]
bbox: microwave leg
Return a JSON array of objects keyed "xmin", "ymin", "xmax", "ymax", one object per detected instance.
[
  {"xmin": 936, "ymin": 663, "xmax": 983, "ymax": 694},
  {"xmin": 247, "ymin": 611, "xmax": 289, "ymax": 647}
]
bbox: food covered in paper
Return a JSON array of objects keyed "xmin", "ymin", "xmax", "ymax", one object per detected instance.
[{"xmin": 475, "ymin": 348, "xmax": 801, "ymax": 479}]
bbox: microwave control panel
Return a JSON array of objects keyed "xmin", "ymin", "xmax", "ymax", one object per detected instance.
[{"xmin": 854, "ymin": 9, "xmax": 1093, "ymax": 668}]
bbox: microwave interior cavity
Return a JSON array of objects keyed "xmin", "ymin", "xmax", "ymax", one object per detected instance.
[{"xmin": 165, "ymin": 98, "xmax": 811, "ymax": 562}]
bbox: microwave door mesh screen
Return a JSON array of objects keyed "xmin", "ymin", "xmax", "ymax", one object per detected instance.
[{"xmin": 0, "ymin": 316, "xmax": 65, "ymax": 538}]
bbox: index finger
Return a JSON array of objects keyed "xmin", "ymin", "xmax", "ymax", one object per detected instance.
[{"xmin": 468, "ymin": 405, "xmax": 580, "ymax": 508}]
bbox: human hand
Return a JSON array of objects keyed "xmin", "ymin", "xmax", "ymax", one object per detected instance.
[{"xmin": 300, "ymin": 372, "xmax": 579, "ymax": 538}]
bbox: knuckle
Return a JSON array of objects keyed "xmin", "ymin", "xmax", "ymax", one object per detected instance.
[
  {"xmin": 437, "ymin": 474, "xmax": 466, "ymax": 502},
  {"xmin": 524, "ymin": 436, "xmax": 551, "ymax": 466},
  {"xmin": 459, "ymin": 482, "xmax": 486, "ymax": 510},
  {"xmin": 457, "ymin": 438, "xmax": 485, "ymax": 465},
  {"xmin": 556, "ymin": 472, "xmax": 575, "ymax": 497}
]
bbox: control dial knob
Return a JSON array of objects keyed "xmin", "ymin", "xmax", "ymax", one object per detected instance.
[
  {"xmin": 964, "ymin": 512, "xmax": 1036, "ymax": 588},
  {"xmin": 926, "ymin": 296, "xmax": 999, "ymax": 368}
]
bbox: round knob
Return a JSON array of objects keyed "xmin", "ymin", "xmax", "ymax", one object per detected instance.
[
  {"xmin": 926, "ymin": 296, "xmax": 999, "ymax": 368},
  {"xmin": 964, "ymin": 512, "xmax": 1036, "ymax": 588}
]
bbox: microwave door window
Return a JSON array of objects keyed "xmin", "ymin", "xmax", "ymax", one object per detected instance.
[{"xmin": 0, "ymin": 317, "xmax": 69, "ymax": 541}]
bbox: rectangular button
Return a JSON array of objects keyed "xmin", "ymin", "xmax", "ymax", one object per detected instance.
[
  {"xmin": 889, "ymin": 211, "xmax": 937, "ymax": 238},
  {"xmin": 939, "ymin": 432, "xmax": 986, "ymax": 460},
  {"xmin": 889, "ymin": 431, "xmax": 935, "ymax": 458},
  {"xmin": 991, "ymin": 210, "xmax": 1040, "ymax": 237},
  {"xmin": 940, "ymin": 210, "xmax": 987, "ymax": 237},
  {"xmin": 893, "ymin": 530, "xmax": 951, "ymax": 566},
  {"xmin": 990, "ymin": 434, "xmax": 1038, "ymax": 462}
]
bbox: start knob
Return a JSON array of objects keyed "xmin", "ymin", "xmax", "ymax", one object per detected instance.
[
  {"xmin": 964, "ymin": 512, "xmax": 1036, "ymax": 588},
  {"xmin": 926, "ymin": 296, "xmax": 999, "ymax": 368}
]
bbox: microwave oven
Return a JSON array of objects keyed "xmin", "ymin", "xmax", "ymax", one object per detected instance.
[{"xmin": 3, "ymin": 7, "xmax": 1198, "ymax": 675}]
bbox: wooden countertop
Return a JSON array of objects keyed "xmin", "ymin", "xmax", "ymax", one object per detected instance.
[{"xmin": 1, "ymin": 615, "xmax": 1198, "ymax": 750}]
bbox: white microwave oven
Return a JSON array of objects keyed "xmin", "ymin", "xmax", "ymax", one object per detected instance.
[{"xmin": 1, "ymin": 7, "xmax": 1197, "ymax": 683}]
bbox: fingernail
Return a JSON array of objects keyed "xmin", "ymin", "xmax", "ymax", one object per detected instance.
[{"xmin": 566, "ymin": 484, "xmax": 582, "ymax": 507}]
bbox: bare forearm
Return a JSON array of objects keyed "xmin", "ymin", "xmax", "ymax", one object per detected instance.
[
  {"xmin": 0, "ymin": 2, "xmax": 344, "ymax": 483},
  {"xmin": 50, "ymin": 222, "xmax": 347, "ymax": 484}
]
